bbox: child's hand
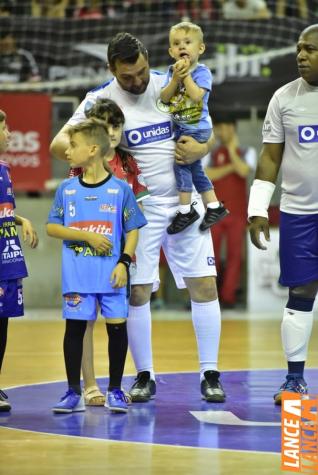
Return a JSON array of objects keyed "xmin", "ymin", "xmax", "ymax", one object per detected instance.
[
  {"xmin": 86, "ymin": 233, "xmax": 112, "ymax": 254},
  {"xmin": 20, "ymin": 218, "xmax": 38, "ymax": 248},
  {"xmin": 110, "ymin": 263, "xmax": 127, "ymax": 288},
  {"xmin": 172, "ymin": 58, "xmax": 190, "ymax": 80}
]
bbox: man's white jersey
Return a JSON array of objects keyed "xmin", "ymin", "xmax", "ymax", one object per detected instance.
[
  {"xmin": 68, "ymin": 72, "xmax": 178, "ymax": 204},
  {"xmin": 262, "ymin": 78, "xmax": 318, "ymax": 214}
]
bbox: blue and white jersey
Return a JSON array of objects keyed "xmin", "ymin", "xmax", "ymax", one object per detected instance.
[
  {"xmin": 47, "ymin": 174, "xmax": 147, "ymax": 294},
  {"xmin": 68, "ymin": 72, "xmax": 179, "ymax": 204},
  {"xmin": 262, "ymin": 78, "xmax": 318, "ymax": 215},
  {"xmin": 0, "ymin": 160, "xmax": 28, "ymax": 280}
]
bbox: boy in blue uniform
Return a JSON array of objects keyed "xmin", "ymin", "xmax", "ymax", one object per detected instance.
[
  {"xmin": 47, "ymin": 118, "xmax": 147, "ymax": 413},
  {"xmin": 0, "ymin": 109, "xmax": 38, "ymax": 412}
]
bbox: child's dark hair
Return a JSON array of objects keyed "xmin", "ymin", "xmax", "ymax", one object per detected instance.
[
  {"xmin": 0, "ymin": 109, "xmax": 6, "ymax": 122},
  {"xmin": 85, "ymin": 98, "xmax": 134, "ymax": 174}
]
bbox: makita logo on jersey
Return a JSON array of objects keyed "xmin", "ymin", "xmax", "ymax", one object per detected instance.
[
  {"xmin": 298, "ymin": 125, "xmax": 318, "ymax": 143},
  {"xmin": 125, "ymin": 121, "xmax": 172, "ymax": 147},
  {"xmin": 69, "ymin": 220, "xmax": 113, "ymax": 235},
  {"xmin": 0, "ymin": 203, "xmax": 14, "ymax": 219}
]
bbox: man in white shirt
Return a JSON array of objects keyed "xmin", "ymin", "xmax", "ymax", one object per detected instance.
[
  {"xmin": 50, "ymin": 33, "xmax": 226, "ymax": 404},
  {"xmin": 248, "ymin": 24, "xmax": 318, "ymax": 405}
]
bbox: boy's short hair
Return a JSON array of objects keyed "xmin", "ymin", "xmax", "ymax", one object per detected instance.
[
  {"xmin": 85, "ymin": 98, "xmax": 125, "ymax": 128},
  {"xmin": 68, "ymin": 118, "xmax": 110, "ymax": 156},
  {"xmin": 0, "ymin": 109, "xmax": 6, "ymax": 122},
  {"xmin": 107, "ymin": 32, "xmax": 148, "ymax": 69},
  {"xmin": 169, "ymin": 22, "xmax": 204, "ymax": 43}
]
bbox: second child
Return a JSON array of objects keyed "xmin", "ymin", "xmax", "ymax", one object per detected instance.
[
  {"xmin": 81, "ymin": 98, "xmax": 149, "ymax": 406},
  {"xmin": 47, "ymin": 118, "xmax": 147, "ymax": 414}
]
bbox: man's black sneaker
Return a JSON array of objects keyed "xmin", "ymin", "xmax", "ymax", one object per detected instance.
[
  {"xmin": 0, "ymin": 389, "xmax": 11, "ymax": 412},
  {"xmin": 167, "ymin": 203, "xmax": 200, "ymax": 234},
  {"xmin": 129, "ymin": 371, "xmax": 156, "ymax": 402},
  {"xmin": 201, "ymin": 370, "xmax": 226, "ymax": 403},
  {"xmin": 199, "ymin": 204, "xmax": 229, "ymax": 231}
]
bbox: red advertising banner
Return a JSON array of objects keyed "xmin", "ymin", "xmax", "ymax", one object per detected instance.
[{"xmin": 0, "ymin": 94, "xmax": 52, "ymax": 191}]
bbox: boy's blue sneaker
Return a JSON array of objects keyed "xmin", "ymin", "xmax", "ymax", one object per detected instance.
[
  {"xmin": 52, "ymin": 389, "xmax": 85, "ymax": 414},
  {"xmin": 274, "ymin": 374, "xmax": 308, "ymax": 405},
  {"xmin": 105, "ymin": 389, "xmax": 129, "ymax": 413}
]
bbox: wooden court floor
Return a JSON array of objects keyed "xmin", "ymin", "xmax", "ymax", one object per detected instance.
[{"xmin": 0, "ymin": 314, "xmax": 317, "ymax": 475}]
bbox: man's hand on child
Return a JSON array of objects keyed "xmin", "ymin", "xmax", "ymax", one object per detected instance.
[{"xmin": 175, "ymin": 136, "xmax": 208, "ymax": 164}]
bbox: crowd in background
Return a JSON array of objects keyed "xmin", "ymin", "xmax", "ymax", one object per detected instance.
[{"xmin": 0, "ymin": 0, "xmax": 316, "ymax": 21}]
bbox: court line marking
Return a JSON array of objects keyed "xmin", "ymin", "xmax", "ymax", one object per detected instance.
[
  {"xmin": 190, "ymin": 410, "xmax": 281, "ymax": 426},
  {"xmin": 0, "ymin": 425, "xmax": 281, "ymax": 456}
]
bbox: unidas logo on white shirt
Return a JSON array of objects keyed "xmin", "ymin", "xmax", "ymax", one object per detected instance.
[{"xmin": 125, "ymin": 121, "xmax": 172, "ymax": 147}]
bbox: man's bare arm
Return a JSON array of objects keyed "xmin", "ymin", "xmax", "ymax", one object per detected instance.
[
  {"xmin": 50, "ymin": 124, "xmax": 72, "ymax": 161},
  {"xmin": 255, "ymin": 142, "xmax": 284, "ymax": 183}
]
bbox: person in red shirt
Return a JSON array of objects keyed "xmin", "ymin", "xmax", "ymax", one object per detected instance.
[
  {"xmin": 205, "ymin": 119, "xmax": 256, "ymax": 308},
  {"xmin": 70, "ymin": 98, "xmax": 149, "ymax": 405}
]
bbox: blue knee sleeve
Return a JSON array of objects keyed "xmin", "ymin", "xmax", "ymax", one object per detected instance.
[{"xmin": 287, "ymin": 294, "xmax": 315, "ymax": 312}]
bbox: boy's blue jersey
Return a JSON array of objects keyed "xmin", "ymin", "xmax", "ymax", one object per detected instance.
[
  {"xmin": 0, "ymin": 160, "xmax": 28, "ymax": 280},
  {"xmin": 47, "ymin": 173, "xmax": 147, "ymax": 294}
]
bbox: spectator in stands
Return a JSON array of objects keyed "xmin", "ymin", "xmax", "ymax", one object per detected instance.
[
  {"xmin": 32, "ymin": 0, "xmax": 69, "ymax": 18},
  {"xmin": 205, "ymin": 118, "xmax": 257, "ymax": 308},
  {"xmin": 0, "ymin": 30, "xmax": 41, "ymax": 83},
  {"xmin": 0, "ymin": 1, "xmax": 12, "ymax": 16},
  {"xmin": 72, "ymin": 0, "xmax": 104, "ymax": 19},
  {"xmin": 275, "ymin": 0, "xmax": 308, "ymax": 20},
  {"xmin": 222, "ymin": 0, "xmax": 271, "ymax": 19},
  {"xmin": 177, "ymin": 1, "xmax": 215, "ymax": 20}
]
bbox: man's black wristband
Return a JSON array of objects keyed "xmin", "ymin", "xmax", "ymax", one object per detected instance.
[{"xmin": 117, "ymin": 253, "xmax": 132, "ymax": 270}]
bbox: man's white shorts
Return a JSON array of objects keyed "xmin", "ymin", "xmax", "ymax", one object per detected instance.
[{"xmin": 131, "ymin": 198, "xmax": 216, "ymax": 291}]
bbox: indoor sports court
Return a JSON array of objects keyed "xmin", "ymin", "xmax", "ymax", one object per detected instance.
[
  {"xmin": 1, "ymin": 2, "xmax": 318, "ymax": 475},
  {"xmin": 1, "ymin": 310, "xmax": 318, "ymax": 474}
]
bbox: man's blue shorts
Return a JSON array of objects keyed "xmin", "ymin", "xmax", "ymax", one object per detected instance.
[
  {"xmin": 62, "ymin": 292, "xmax": 128, "ymax": 320},
  {"xmin": 0, "ymin": 279, "xmax": 24, "ymax": 318},
  {"xmin": 279, "ymin": 211, "xmax": 318, "ymax": 287}
]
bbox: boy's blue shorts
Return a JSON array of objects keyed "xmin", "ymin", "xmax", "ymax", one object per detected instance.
[
  {"xmin": 0, "ymin": 279, "xmax": 24, "ymax": 318},
  {"xmin": 62, "ymin": 291, "xmax": 128, "ymax": 320},
  {"xmin": 279, "ymin": 211, "xmax": 318, "ymax": 287}
]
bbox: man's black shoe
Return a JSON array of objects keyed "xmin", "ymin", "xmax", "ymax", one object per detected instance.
[
  {"xmin": 129, "ymin": 371, "xmax": 156, "ymax": 402},
  {"xmin": 199, "ymin": 204, "xmax": 229, "ymax": 231},
  {"xmin": 167, "ymin": 203, "xmax": 199, "ymax": 234},
  {"xmin": 201, "ymin": 370, "xmax": 226, "ymax": 403}
]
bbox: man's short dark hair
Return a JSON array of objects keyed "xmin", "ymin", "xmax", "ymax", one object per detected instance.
[{"xmin": 107, "ymin": 32, "xmax": 148, "ymax": 69}]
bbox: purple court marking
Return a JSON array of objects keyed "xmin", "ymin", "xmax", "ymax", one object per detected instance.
[{"xmin": 1, "ymin": 369, "xmax": 317, "ymax": 452}]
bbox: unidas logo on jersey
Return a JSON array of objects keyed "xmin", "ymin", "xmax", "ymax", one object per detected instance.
[
  {"xmin": 125, "ymin": 121, "xmax": 172, "ymax": 147},
  {"xmin": 298, "ymin": 125, "xmax": 318, "ymax": 143}
]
